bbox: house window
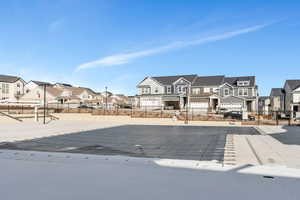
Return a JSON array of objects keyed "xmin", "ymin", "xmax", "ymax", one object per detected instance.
[
  {"xmin": 237, "ymin": 81, "xmax": 250, "ymax": 86},
  {"xmin": 192, "ymin": 88, "xmax": 200, "ymax": 95},
  {"xmin": 142, "ymin": 88, "xmax": 150, "ymax": 94},
  {"xmin": 2, "ymin": 84, "xmax": 9, "ymax": 94},
  {"xmin": 238, "ymin": 88, "xmax": 248, "ymax": 96},
  {"xmin": 204, "ymin": 88, "xmax": 210, "ymax": 93},
  {"xmin": 167, "ymin": 86, "xmax": 171, "ymax": 94},
  {"xmin": 178, "ymin": 86, "xmax": 182, "ymax": 93},
  {"xmin": 17, "ymin": 83, "xmax": 20, "ymax": 87},
  {"xmin": 154, "ymin": 87, "xmax": 158, "ymax": 93},
  {"xmin": 213, "ymin": 88, "xmax": 219, "ymax": 93},
  {"xmin": 224, "ymin": 88, "xmax": 229, "ymax": 96}
]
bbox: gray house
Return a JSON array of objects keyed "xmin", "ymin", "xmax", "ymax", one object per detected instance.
[
  {"xmin": 270, "ymin": 88, "xmax": 285, "ymax": 111},
  {"xmin": 137, "ymin": 74, "xmax": 258, "ymax": 112},
  {"xmin": 283, "ymin": 80, "xmax": 300, "ymax": 113},
  {"xmin": 137, "ymin": 75, "xmax": 197, "ymax": 109}
]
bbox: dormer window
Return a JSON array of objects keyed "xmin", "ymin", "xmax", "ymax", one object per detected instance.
[{"xmin": 237, "ymin": 81, "xmax": 250, "ymax": 86}]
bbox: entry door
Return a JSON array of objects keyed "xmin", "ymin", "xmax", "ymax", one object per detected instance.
[{"xmin": 247, "ymin": 101, "xmax": 252, "ymax": 112}]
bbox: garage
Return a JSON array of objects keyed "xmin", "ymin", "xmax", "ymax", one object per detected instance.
[
  {"xmin": 190, "ymin": 98, "xmax": 209, "ymax": 112},
  {"xmin": 140, "ymin": 96, "xmax": 161, "ymax": 108},
  {"xmin": 220, "ymin": 96, "xmax": 244, "ymax": 111}
]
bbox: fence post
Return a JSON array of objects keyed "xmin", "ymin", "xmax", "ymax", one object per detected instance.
[
  {"xmin": 276, "ymin": 111, "xmax": 279, "ymax": 125},
  {"xmin": 191, "ymin": 108, "xmax": 193, "ymax": 121},
  {"xmin": 288, "ymin": 111, "xmax": 291, "ymax": 126}
]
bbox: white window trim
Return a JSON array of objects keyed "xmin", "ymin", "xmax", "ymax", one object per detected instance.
[
  {"xmin": 203, "ymin": 87, "xmax": 210, "ymax": 93},
  {"xmin": 224, "ymin": 88, "xmax": 230, "ymax": 96},
  {"xmin": 166, "ymin": 86, "xmax": 171, "ymax": 94},
  {"xmin": 238, "ymin": 88, "xmax": 248, "ymax": 96}
]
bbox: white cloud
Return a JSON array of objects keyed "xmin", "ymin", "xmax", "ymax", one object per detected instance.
[
  {"xmin": 48, "ymin": 18, "xmax": 65, "ymax": 32},
  {"xmin": 76, "ymin": 23, "xmax": 270, "ymax": 71}
]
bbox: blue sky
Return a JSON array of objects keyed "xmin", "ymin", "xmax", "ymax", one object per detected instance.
[{"xmin": 0, "ymin": 0, "xmax": 300, "ymax": 95}]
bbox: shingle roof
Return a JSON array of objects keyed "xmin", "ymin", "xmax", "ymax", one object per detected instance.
[
  {"xmin": 192, "ymin": 75, "xmax": 224, "ymax": 86},
  {"xmin": 285, "ymin": 80, "xmax": 300, "ymax": 91},
  {"xmin": 224, "ymin": 76, "xmax": 255, "ymax": 87},
  {"xmin": 58, "ymin": 85, "xmax": 96, "ymax": 96},
  {"xmin": 270, "ymin": 88, "xmax": 285, "ymax": 97},
  {"xmin": 44, "ymin": 87, "xmax": 63, "ymax": 97},
  {"xmin": 0, "ymin": 74, "xmax": 21, "ymax": 83},
  {"xmin": 32, "ymin": 80, "xmax": 53, "ymax": 86},
  {"xmin": 151, "ymin": 74, "xmax": 197, "ymax": 85}
]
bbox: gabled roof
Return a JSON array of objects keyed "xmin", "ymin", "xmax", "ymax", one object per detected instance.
[
  {"xmin": 55, "ymin": 83, "xmax": 73, "ymax": 87},
  {"xmin": 0, "ymin": 74, "xmax": 21, "ymax": 83},
  {"xmin": 270, "ymin": 88, "xmax": 285, "ymax": 97},
  {"xmin": 59, "ymin": 86, "xmax": 96, "ymax": 96},
  {"xmin": 151, "ymin": 74, "xmax": 197, "ymax": 85},
  {"xmin": 31, "ymin": 80, "xmax": 53, "ymax": 87},
  {"xmin": 192, "ymin": 75, "xmax": 224, "ymax": 86},
  {"xmin": 220, "ymin": 96, "xmax": 245, "ymax": 103},
  {"xmin": 285, "ymin": 80, "xmax": 300, "ymax": 91},
  {"xmin": 259, "ymin": 96, "xmax": 270, "ymax": 100},
  {"xmin": 39, "ymin": 87, "xmax": 62, "ymax": 97},
  {"xmin": 224, "ymin": 76, "xmax": 255, "ymax": 87}
]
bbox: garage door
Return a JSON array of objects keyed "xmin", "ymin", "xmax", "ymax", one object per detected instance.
[
  {"xmin": 190, "ymin": 102, "xmax": 209, "ymax": 108},
  {"xmin": 140, "ymin": 97, "xmax": 161, "ymax": 107}
]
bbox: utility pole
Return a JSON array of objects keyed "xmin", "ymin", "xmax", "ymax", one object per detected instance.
[
  {"xmin": 105, "ymin": 86, "xmax": 108, "ymax": 111},
  {"xmin": 184, "ymin": 86, "xmax": 189, "ymax": 124},
  {"xmin": 43, "ymin": 84, "xmax": 46, "ymax": 124}
]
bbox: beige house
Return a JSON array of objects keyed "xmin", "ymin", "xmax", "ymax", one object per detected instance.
[
  {"xmin": 0, "ymin": 74, "xmax": 26, "ymax": 102},
  {"xmin": 20, "ymin": 86, "xmax": 62, "ymax": 104}
]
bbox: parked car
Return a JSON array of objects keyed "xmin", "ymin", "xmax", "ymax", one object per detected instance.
[
  {"xmin": 77, "ymin": 105, "xmax": 94, "ymax": 109},
  {"xmin": 223, "ymin": 111, "xmax": 242, "ymax": 120},
  {"xmin": 218, "ymin": 108, "xmax": 227, "ymax": 114},
  {"xmin": 248, "ymin": 115, "xmax": 256, "ymax": 121}
]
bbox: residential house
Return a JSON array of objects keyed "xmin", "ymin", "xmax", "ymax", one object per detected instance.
[
  {"xmin": 53, "ymin": 85, "xmax": 97, "ymax": 104},
  {"xmin": 283, "ymin": 80, "xmax": 300, "ymax": 114},
  {"xmin": 219, "ymin": 76, "xmax": 258, "ymax": 112},
  {"xmin": 137, "ymin": 75, "xmax": 198, "ymax": 109},
  {"xmin": 25, "ymin": 80, "xmax": 53, "ymax": 93},
  {"xmin": 137, "ymin": 74, "xmax": 258, "ymax": 112},
  {"xmin": 20, "ymin": 84, "xmax": 97, "ymax": 106},
  {"xmin": 258, "ymin": 96, "xmax": 271, "ymax": 115},
  {"xmin": 270, "ymin": 88, "xmax": 285, "ymax": 111},
  {"xmin": 20, "ymin": 86, "xmax": 62, "ymax": 104},
  {"xmin": 190, "ymin": 76, "xmax": 224, "ymax": 112},
  {"xmin": 0, "ymin": 74, "xmax": 26, "ymax": 102}
]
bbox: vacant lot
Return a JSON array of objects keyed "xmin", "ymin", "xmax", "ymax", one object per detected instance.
[{"xmin": 0, "ymin": 125, "xmax": 259, "ymax": 161}]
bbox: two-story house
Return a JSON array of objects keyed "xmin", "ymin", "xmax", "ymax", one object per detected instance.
[
  {"xmin": 0, "ymin": 74, "xmax": 26, "ymax": 102},
  {"xmin": 137, "ymin": 75, "xmax": 198, "ymax": 109},
  {"xmin": 25, "ymin": 80, "xmax": 53, "ymax": 94},
  {"xmin": 190, "ymin": 76, "xmax": 224, "ymax": 112},
  {"xmin": 283, "ymin": 80, "xmax": 300, "ymax": 114},
  {"xmin": 137, "ymin": 74, "xmax": 258, "ymax": 112},
  {"xmin": 219, "ymin": 76, "xmax": 258, "ymax": 112},
  {"xmin": 270, "ymin": 88, "xmax": 285, "ymax": 111}
]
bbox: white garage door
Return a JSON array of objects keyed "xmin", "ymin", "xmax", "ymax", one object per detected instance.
[
  {"xmin": 190, "ymin": 102, "xmax": 209, "ymax": 108},
  {"xmin": 140, "ymin": 97, "xmax": 161, "ymax": 108}
]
